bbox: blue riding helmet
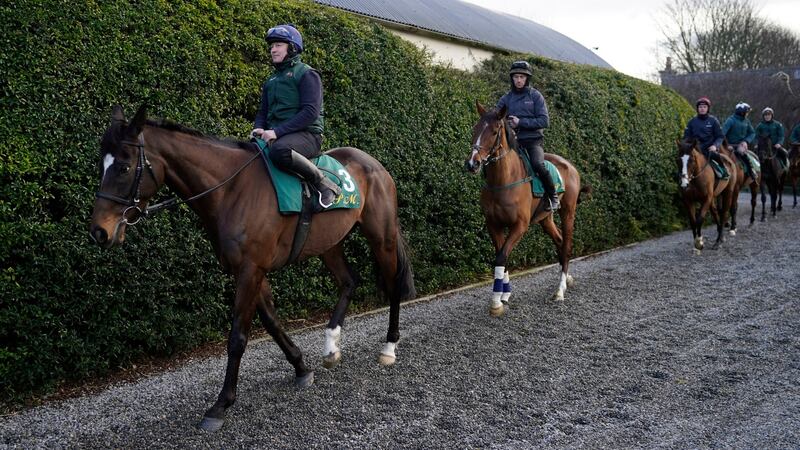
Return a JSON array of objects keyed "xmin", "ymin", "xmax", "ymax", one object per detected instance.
[{"xmin": 267, "ymin": 24, "xmax": 303, "ymax": 53}]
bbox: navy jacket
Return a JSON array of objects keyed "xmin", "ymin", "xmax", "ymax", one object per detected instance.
[
  {"xmin": 496, "ymin": 86, "xmax": 549, "ymax": 140},
  {"xmin": 683, "ymin": 114, "xmax": 724, "ymax": 151}
]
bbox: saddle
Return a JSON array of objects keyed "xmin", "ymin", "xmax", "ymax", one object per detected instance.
[
  {"xmin": 254, "ymin": 139, "xmax": 361, "ymax": 265},
  {"xmin": 710, "ymin": 159, "xmax": 729, "ymax": 180},
  {"xmin": 517, "ymin": 150, "xmax": 565, "ymax": 197}
]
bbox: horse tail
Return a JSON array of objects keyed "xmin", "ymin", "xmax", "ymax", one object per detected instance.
[
  {"xmin": 394, "ymin": 230, "xmax": 416, "ymax": 301},
  {"xmin": 578, "ymin": 184, "xmax": 593, "ymax": 204}
]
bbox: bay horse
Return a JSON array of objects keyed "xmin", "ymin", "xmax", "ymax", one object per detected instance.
[
  {"xmin": 676, "ymin": 138, "xmax": 737, "ymax": 253},
  {"xmin": 720, "ymin": 139, "xmax": 760, "ymax": 234},
  {"xmin": 89, "ymin": 106, "xmax": 415, "ymax": 432},
  {"xmin": 756, "ymin": 135, "xmax": 787, "ymax": 220},
  {"xmin": 465, "ymin": 102, "xmax": 590, "ymax": 316},
  {"xmin": 788, "ymin": 142, "xmax": 800, "ymax": 207}
]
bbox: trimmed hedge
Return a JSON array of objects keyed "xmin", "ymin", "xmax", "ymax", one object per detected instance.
[{"xmin": 0, "ymin": 0, "xmax": 694, "ymax": 401}]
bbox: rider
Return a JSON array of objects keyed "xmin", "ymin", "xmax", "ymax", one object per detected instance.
[
  {"xmin": 252, "ymin": 24, "xmax": 341, "ymax": 208},
  {"xmin": 722, "ymin": 102, "xmax": 757, "ymax": 180},
  {"xmin": 683, "ymin": 96, "xmax": 725, "ymax": 171},
  {"xmin": 755, "ymin": 107, "xmax": 787, "ymax": 166},
  {"xmin": 496, "ymin": 60, "xmax": 558, "ymax": 211},
  {"xmin": 789, "ymin": 122, "xmax": 800, "ymax": 145}
]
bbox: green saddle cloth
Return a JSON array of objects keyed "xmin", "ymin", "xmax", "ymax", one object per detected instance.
[
  {"xmin": 519, "ymin": 150, "xmax": 565, "ymax": 197},
  {"xmin": 254, "ymin": 139, "xmax": 361, "ymax": 214},
  {"xmin": 710, "ymin": 160, "xmax": 729, "ymax": 180},
  {"xmin": 735, "ymin": 150, "xmax": 761, "ymax": 174}
]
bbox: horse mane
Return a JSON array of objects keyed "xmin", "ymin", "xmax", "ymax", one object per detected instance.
[{"xmin": 146, "ymin": 119, "xmax": 253, "ymax": 151}]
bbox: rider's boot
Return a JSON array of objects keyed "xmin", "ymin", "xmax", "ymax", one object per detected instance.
[
  {"xmin": 708, "ymin": 150, "xmax": 727, "ymax": 178},
  {"xmin": 288, "ymin": 151, "xmax": 342, "ymax": 208},
  {"xmin": 538, "ymin": 164, "xmax": 560, "ymax": 211},
  {"xmin": 777, "ymin": 147, "xmax": 789, "ymax": 168}
]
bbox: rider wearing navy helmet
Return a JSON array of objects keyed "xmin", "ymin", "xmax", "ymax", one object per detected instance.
[
  {"xmin": 683, "ymin": 96, "xmax": 724, "ymax": 167},
  {"xmin": 722, "ymin": 102, "xmax": 757, "ymax": 179},
  {"xmin": 496, "ymin": 60, "xmax": 558, "ymax": 211},
  {"xmin": 252, "ymin": 24, "xmax": 340, "ymax": 208}
]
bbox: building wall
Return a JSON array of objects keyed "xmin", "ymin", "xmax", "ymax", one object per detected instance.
[{"xmin": 388, "ymin": 29, "xmax": 496, "ymax": 71}]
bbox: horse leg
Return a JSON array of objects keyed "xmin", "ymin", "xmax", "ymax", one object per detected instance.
[
  {"xmin": 360, "ymin": 210, "xmax": 414, "ymax": 366},
  {"xmin": 320, "ymin": 243, "xmax": 359, "ymax": 369},
  {"xmin": 540, "ymin": 215, "xmax": 571, "ymax": 301},
  {"xmin": 728, "ymin": 188, "xmax": 739, "ymax": 235},
  {"xmin": 199, "ymin": 263, "xmax": 262, "ymax": 432},
  {"xmin": 761, "ymin": 181, "xmax": 767, "ymax": 222},
  {"xmin": 254, "ymin": 280, "xmax": 313, "ymax": 385},
  {"xmin": 793, "ymin": 176, "xmax": 798, "ymax": 208},
  {"xmin": 489, "ymin": 221, "xmax": 528, "ymax": 315},
  {"xmin": 750, "ymin": 182, "xmax": 757, "ymax": 224}
]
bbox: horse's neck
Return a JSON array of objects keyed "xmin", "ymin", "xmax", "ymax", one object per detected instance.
[
  {"xmin": 484, "ymin": 147, "xmax": 526, "ymax": 184},
  {"xmin": 144, "ymin": 126, "xmax": 256, "ymax": 217}
]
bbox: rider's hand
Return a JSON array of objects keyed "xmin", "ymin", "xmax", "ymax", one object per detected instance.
[
  {"xmin": 708, "ymin": 145, "xmax": 717, "ymax": 152},
  {"xmin": 508, "ymin": 115, "xmax": 520, "ymax": 128},
  {"xmin": 262, "ymin": 129, "xmax": 277, "ymax": 142},
  {"xmin": 250, "ymin": 128, "xmax": 265, "ymax": 139}
]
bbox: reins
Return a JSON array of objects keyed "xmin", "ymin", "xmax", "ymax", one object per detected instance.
[{"xmin": 95, "ymin": 133, "xmax": 262, "ymax": 226}]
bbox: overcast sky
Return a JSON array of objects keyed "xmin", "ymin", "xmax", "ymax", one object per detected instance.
[{"xmin": 460, "ymin": 0, "xmax": 800, "ymax": 82}]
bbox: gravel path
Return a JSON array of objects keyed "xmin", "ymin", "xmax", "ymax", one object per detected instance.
[{"xmin": 2, "ymin": 196, "xmax": 799, "ymax": 449}]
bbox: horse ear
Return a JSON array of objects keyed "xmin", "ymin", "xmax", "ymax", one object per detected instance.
[
  {"xmin": 476, "ymin": 100, "xmax": 486, "ymax": 115},
  {"xmin": 129, "ymin": 105, "xmax": 148, "ymax": 135},
  {"xmin": 111, "ymin": 105, "xmax": 125, "ymax": 122},
  {"xmin": 497, "ymin": 105, "xmax": 508, "ymax": 119}
]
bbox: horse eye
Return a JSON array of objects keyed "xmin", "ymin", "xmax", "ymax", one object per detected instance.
[{"xmin": 119, "ymin": 165, "xmax": 130, "ymax": 174}]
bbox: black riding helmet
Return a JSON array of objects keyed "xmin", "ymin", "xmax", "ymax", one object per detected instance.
[{"xmin": 509, "ymin": 60, "xmax": 533, "ymax": 77}]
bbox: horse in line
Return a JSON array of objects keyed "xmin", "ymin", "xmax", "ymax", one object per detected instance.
[
  {"xmin": 676, "ymin": 138, "xmax": 737, "ymax": 253},
  {"xmin": 756, "ymin": 135, "xmax": 788, "ymax": 220},
  {"xmin": 788, "ymin": 142, "xmax": 800, "ymax": 207},
  {"xmin": 90, "ymin": 106, "xmax": 415, "ymax": 431},
  {"xmin": 720, "ymin": 140, "xmax": 760, "ymax": 233},
  {"xmin": 465, "ymin": 102, "xmax": 591, "ymax": 315}
]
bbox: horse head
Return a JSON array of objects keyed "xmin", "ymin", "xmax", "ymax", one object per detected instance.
[
  {"xmin": 676, "ymin": 137, "xmax": 702, "ymax": 190},
  {"xmin": 757, "ymin": 135, "xmax": 774, "ymax": 160},
  {"xmin": 465, "ymin": 100, "xmax": 509, "ymax": 173},
  {"xmin": 90, "ymin": 105, "xmax": 164, "ymax": 247}
]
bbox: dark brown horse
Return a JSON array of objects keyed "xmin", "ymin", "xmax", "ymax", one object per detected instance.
[
  {"xmin": 465, "ymin": 102, "xmax": 590, "ymax": 316},
  {"xmin": 720, "ymin": 140, "xmax": 760, "ymax": 234},
  {"xmin": 788, "ymin": 142, "xmax": 800, "ymax": 207},
  {"xmin": 756, "ymin": 135, "xmax": 788, "ymax": 220},
  {"xmin": 676, "ymin": 138, "xmax": 737, "ymax": 252},
  {"xmin": 90, "ymin": 106, "xmax": 415, "ymax": 432}
]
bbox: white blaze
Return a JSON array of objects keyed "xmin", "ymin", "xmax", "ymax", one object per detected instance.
[
  {"xmin": 102, "ymin": 154, "xmax": 114, "ymax": 181},
  {"xmin": 680, "ymin": 154, "xmax": 690, "ymax": 188}
]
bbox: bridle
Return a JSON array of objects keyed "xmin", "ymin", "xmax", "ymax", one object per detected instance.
[
  {"xmin": 95, "ymin": 132, "xmax": 262, "ymax": 228},
  {"xmin": 471, "ymin": 119, "xmax": 511, "ymax": 169},
  {"xmin": 681, "ymin": 145, "xmax": 710, "ymax": 184},
  {"xmin": 95, "ymin": 134, "xmax": 154, "ymax": 226},
  {"xmin": 471, "ymin": 119, "xmax": 536, "ymax": 191}
]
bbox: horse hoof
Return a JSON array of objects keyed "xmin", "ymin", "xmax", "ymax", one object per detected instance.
[
  {"xmin": 378, "ymin": 353, "xmax": 396, "ymax": 366},
  {"xmin": 322, "ymin": 352, "xmax": 341, "ymax": 369},
  {"xmin": 489, "ymin": 305, "xmax": 505, "ymax": 317},
  {"xmin": 693, "ymin": 248, "xmax": 701, "ymax": 255},
  {"xmin": 295, "ymin": 371, "xmax": 315, "ymax": 388},
  {"xmin": 728, "ymin": 229, "xmax": 736, "ymax": 236},
  {"xmin": 566, "ymin": 274, "xmax": 575, "ymax": 287},
  {"xmin": 198, "ymin": 416, "xmax": 225, "ymax": 432},
  {"xmin": 552, "ymin": 292, "xmax": 565, "ymax": 302}
]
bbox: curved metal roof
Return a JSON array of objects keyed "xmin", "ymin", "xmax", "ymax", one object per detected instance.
[{"xmin": 315, "ymin": 0, "xmax": 612, "ymax": 69}]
